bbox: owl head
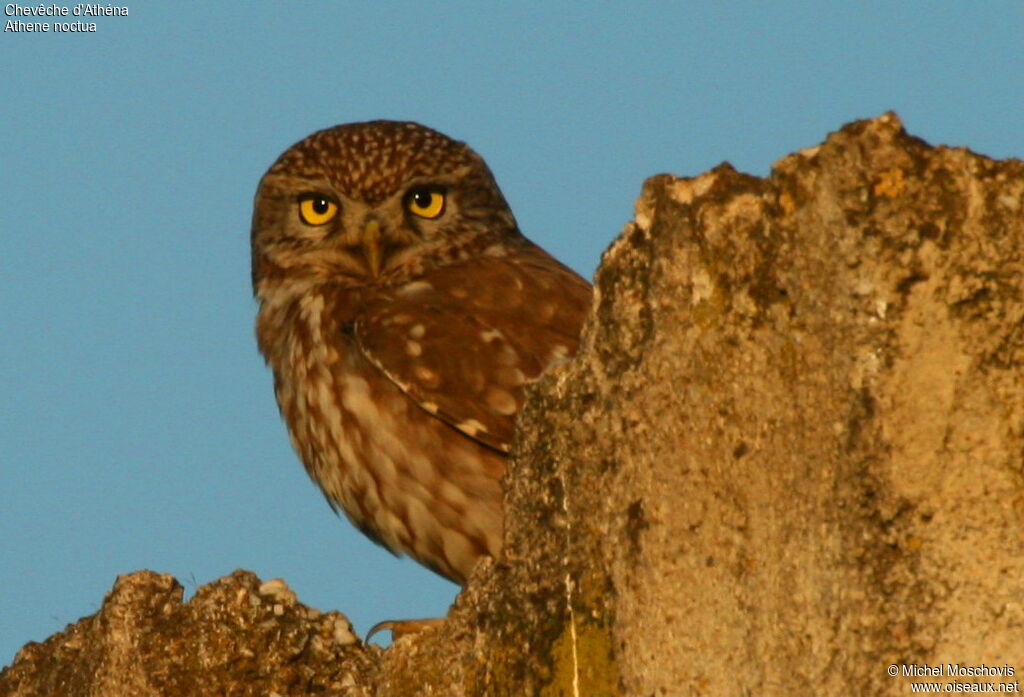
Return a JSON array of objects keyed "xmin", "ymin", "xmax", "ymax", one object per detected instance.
[{"xmin": 251, "ymin": 121, "xmax": 520, "ymax": 300}]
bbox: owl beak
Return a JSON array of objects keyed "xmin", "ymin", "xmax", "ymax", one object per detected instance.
[{"xmin": 361, "ymin": 219, "xmax": 382, "ymax": 277}]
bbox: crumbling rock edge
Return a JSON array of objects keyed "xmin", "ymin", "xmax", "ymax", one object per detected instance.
[
  {"xmin": 3, "ymin": 113, "xmax": 1022, "ymax": 697},
  {"xmin": 1, "ymin": 570, "xmax": 376, "ymax": 696}
]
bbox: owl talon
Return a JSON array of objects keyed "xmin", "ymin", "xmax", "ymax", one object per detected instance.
[{"xmin": 366, "ymin": 617, "xmax": 446, "ymax": 643}]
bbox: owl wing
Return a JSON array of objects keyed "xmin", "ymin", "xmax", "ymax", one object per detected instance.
[{"xmin": 354, "ymin": 247, "xmax": 591, "ymax": 453}]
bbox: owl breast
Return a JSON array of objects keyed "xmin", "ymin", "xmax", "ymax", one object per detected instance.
[{"xmin": 267, "ymin": 283, "xmax": 504, "ymax": 585}]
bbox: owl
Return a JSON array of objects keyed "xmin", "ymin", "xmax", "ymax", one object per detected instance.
[{"xmin": 251, "ymin": 121, "xmax": 591, "ymax": 587}]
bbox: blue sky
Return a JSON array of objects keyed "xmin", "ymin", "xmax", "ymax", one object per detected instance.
[{"xmin": 2, "ymin": 2, "xmax": 1022, "ymax": 664}]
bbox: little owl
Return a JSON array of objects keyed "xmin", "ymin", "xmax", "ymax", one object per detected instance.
[{"xmin": 251, "ymin": 121, "xmax": 591, "ymax": 589}]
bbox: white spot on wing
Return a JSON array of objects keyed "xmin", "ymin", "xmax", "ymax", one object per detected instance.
[
  {"xmin": 398, "ymin": 280, "xmax": 434, "ymax": 296},
  {"xmin": 414, "ymin": 365, "xmax": 441, "ymax": 388},
  {"xmin": 480, "ymin": 328, "xmax": 504, "ymax": 343},
  {"xmin": 457, "ymin": 418, "xmax": 488, "ymax": 436},
  {"xmin": 485, "ymin": 387, "xmax": 518, "ymax": 416}
]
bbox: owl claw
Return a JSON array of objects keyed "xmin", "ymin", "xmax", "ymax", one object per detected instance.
[{"xmin": 366, "ymin": 617, "xmax": 446, "ymax": 643}]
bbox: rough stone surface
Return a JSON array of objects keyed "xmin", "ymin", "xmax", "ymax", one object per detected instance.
[
  {"xmin": 3, "ymin": 114, "xmax": 1022, "ymax": 696},
  {"xmin": 0, "ymin": 571, "xmax": 376, "ymax": 696},
  {"xmin": 497, "ymin": 111, "xmax": 1024, "ymax": 696}
]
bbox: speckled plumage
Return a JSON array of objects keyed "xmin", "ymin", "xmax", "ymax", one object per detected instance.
[{"xmin": 251, "ymin": 121, "xmax": 591, "ymax": 584}]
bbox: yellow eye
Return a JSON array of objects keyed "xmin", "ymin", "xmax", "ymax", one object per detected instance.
[
  {"xmin": 406, "ymin": 187, "xmax": 446, "ymax": 219},
  {"xmin": 298, "ymin": 194, "xmax": 338, "ymax": 226}
]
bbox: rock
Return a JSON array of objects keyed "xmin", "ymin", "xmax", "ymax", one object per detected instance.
[
  {"xmin": 0, "ymin": 570, "xmax": 376, "ymax": 696},
  {"xmin": 492, "ymin": 111, "xmax": 1024, "ymax": 696}
]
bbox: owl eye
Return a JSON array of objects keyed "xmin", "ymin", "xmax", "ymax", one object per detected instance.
[
  {"xmin": 297, "ymin": 194, "xmax": 339, "ymax": 226},
  {"xmin": 405, "ymin": 187, "xmax": 446, "ymax": 219}
]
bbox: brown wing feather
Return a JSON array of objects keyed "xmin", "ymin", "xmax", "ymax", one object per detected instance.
[{"xmin": 354, "ymin": 247, "xmax": 591, "ymax": 452}]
